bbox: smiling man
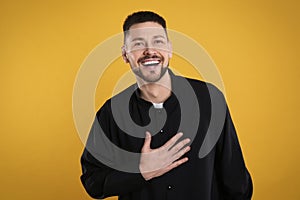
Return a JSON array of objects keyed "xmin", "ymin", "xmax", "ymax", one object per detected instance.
[
  {"xmin": 80, "ymin": 11, "xmax": 253, "ymax": 200},
  {"xmin": 123, "ymin": 21, "xmax": 171, "ymax": 83}
]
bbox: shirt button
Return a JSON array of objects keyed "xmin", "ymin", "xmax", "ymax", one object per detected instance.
[{"xmin": 167, "ymin": 185, "xmax": 172, "ymax": 190}]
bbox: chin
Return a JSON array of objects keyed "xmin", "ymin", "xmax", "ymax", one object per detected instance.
[{"xmin": 140, "ymin": 67, "xmax": 168, "ymax": 83}]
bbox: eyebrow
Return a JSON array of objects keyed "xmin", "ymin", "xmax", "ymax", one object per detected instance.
[
  {"xmin": 130, "ymin": 37, "xmax": 145, "ymax": 42},
  {"xmin": 130, "ymin": 35, "xmax": 167, "ymax": 42},
  {"xmin": 153, "ymin": 35, "xmax": 167, "ymax": 39}
]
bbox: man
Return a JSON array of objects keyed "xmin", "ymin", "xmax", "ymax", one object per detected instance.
[{"xmin": 80, "ymin": 11, "xmax": 253, "ymax": 200}]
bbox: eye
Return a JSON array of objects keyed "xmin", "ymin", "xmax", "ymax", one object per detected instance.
[
  {"xmin": 134, "ymin": 42, "xmax": 145, "ymax": 47},
  {"xmin": 154, "ymin": 39, "xmax": 165, "ymax": 45}
]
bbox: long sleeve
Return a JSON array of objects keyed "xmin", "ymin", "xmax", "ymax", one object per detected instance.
[
  {"xmin": 80, "ymin": 102, "xmax": 148, "ymax": 199},
  {"xmin": 80, "ymin": 148, "xmax": 148, "ymax": 199},
  {"xmin": 215, "ymin": 107, "xmax": 253, "ymax": 199}
]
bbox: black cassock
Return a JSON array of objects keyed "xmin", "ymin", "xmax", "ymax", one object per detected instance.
[{"xmin": 80, "ymin": 70, "xmax": 253, "ymax": 200}]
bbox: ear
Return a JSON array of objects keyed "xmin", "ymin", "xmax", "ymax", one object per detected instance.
[
  {"xmin": 121, "ymin": 46, "xmax": 129, "ymax": 63},
  {"xmin": 168, "ymin": 41, "xmax": 173, "ymax": 58}
]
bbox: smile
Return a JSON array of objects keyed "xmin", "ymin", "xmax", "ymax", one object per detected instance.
[{"xmin": 141, "ymin": 60, "xmax": 160, "ymax": 67}]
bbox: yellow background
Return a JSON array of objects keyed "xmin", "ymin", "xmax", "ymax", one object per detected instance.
[{"xmin": 1, "ymin": 0, "xmax": 299, "ymax": 199}]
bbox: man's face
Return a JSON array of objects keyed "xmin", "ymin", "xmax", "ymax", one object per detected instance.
[{"xmin": 123, "ymin": 22, "xmax": 172, "ymax": 83}]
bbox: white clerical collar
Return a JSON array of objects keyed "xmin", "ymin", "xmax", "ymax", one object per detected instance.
[{"xmin": 152, "ymin": 102, "xmax": 164, "ymax": 109}]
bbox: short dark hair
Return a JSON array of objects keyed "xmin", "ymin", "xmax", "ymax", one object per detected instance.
[{"xmin": 123, "ymin": 11, "xmax": 167, "ymax": 32}]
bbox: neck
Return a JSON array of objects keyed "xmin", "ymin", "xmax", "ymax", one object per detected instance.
[{"xmin": 137, "ymin": 70, "xmax": 172, "ymax": 103}]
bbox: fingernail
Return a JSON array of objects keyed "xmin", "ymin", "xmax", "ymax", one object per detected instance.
[{"xmin": 145, "ymin": 131, "xmax": 150, "ymax": 137}]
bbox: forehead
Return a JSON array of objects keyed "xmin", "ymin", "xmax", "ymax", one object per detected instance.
[{"xmin": 126, "ymin": 22, "xmax": 167, "ymax": 41}]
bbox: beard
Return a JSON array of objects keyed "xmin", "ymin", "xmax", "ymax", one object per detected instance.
[
  {"xmin": 132, "ymin": 64, "xmax": 168, "ymax": 83},
  {"xmin": 131, "ymin": 53, "xmax": 169, "ymax": 82}
]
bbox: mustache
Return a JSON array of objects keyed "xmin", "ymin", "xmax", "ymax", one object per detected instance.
[{"xmin": 137, "ymin": 55, "xmax": 162, "ymax": 63}]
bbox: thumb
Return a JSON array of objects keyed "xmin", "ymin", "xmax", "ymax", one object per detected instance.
[{"xmin": 142, "ymin": 131, "xmax": 152, "ymax": 152}]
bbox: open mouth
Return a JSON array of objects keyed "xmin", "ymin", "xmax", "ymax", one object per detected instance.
[{"xmin": 141, "ymin": 60, "xmax": 161, "ymax": 67}]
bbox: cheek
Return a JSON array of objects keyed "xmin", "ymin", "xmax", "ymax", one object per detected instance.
[
  {"xmin": 127, "ymin": 54, "xmax": 141, "ymax": 69},
  {"xmin": 162, "ymin": 52, "xmax": 171, "ymax": 62},
  {"xmin": 127, "ymin": 52, "xmax": 140, "ymax": 63}
]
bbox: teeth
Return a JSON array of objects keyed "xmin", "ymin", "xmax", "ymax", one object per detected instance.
[{"xmin": 142, "ymin": 60, "xmax": 160, "ymax": 66}]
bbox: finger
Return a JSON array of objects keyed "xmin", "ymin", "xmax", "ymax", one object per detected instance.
[
  {"xmin": 162, "ymin": 132, "xmax": 183, "ymax": 150},
  {"xmin": 163, "ymin": 157, "xmax": 189, "ymax": 173},
  {"xmin": 142, "ymin": 131, "xmax": 152, "ymax": 152},
  {"xmin": 169, "ymin": 138, "xmax": 191, "ymax": 154},
  {"xmin": 171, "ymin": 146, "xmax": 191, "ymax": 162}
]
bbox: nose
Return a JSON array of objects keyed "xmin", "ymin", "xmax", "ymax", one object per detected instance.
[{"xmin": 143, "ymin": 46, "xmax": 157, "ymax": 55}]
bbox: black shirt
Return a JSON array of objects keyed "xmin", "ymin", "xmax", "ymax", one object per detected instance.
[{"xmin": 80, "ymin": 70, "xmax": 253, "ymax": 200}]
